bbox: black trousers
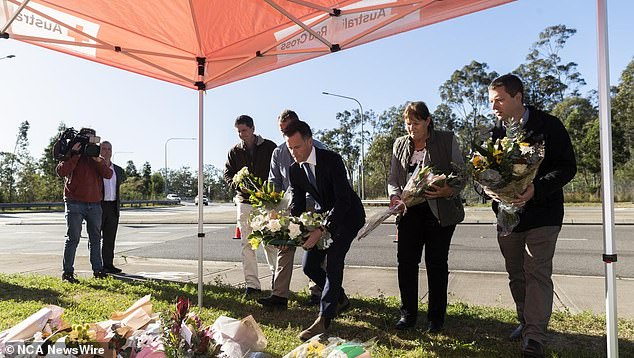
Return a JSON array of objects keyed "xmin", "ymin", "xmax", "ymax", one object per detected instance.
[
  {"xmin": 101, "ymin": 201, "xmax": 119, "ymax": 268},
  {"xmin": 397, "ymin": 202, "xmax": 456, "ymax": 324}
]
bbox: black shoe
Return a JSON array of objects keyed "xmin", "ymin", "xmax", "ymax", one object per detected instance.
[
  {"xmin": 522, "ymin": 338, "xmax": 544, "ymax": 358},
  {"xmin": 257, "ymin": 295, "xmax": 288, "ymax": 309},
  {"xmin": 427, "ymin": 321, "xmax": 443, "ymax": 334},
  {"xmin": 509, "ymin": 323, "xmax": 524, "ymax": 341},
  {"xmin": 61, "ymin": 272, "xmax": 79, "ymax": 284},
  {"xmin": 336, "ymin": 293, "xmax": 350, "ymax": 315},
  {"xmin": 93, "ymin": 271, "xmax": 108, "ymax": 279},
  {"xmin": 306, "ymin": 294, "xmax": 321, "ymax": 306},
  {"xmin": 102, "ymin": 266, "xmax": 123, "ymax": 274},
  {"xmin": 244, "ymin": 287, "xmax": 262, "ymax": 297},
  {"xmin": 395, "ymin": 316, "xmax": 416, "ymax": 330}
]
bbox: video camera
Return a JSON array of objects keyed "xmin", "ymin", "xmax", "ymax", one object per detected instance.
[{"xmin": 52, "ymin": 127, "xmax": 101, "ymax": 160}]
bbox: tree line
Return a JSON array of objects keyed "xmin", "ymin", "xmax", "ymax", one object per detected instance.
[
  {"xmin": 1, "ymin": 25, "xmax": 632, "ymax": 204},
  {"xmin": 318, "ymin": 25, "xmax": 634, "ymax": 203}
]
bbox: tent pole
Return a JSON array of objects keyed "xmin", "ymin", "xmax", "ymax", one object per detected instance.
[
  {"xmin": 596, "ymin": 0, "xmax": 618, "ymax": 356},
  {"xmin": 196, "ymin": 58, "xmax": 206, "ymax": 308}
]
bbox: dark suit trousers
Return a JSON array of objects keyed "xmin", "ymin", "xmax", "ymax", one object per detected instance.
[
  {"xmin": 397, "ymin": 202, "xmax": 455, "ymax": 324},
  {"xmin": 302, "ymin": 230, "xmax": 355, "ymax": 319},
  {"xmin": 101, "ymin": 201, "xmax": 119, "ymax": 267}
]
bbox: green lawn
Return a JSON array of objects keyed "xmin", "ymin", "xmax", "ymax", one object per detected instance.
[{"xmin": 1, "ymin": 273, "xmax": 633, "ymax": 357}]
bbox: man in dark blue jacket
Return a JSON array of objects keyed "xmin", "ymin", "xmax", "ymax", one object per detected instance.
[
  {"xmin": 488, "ymin": 74, "xmax": 577, "ymax": 358},
  {"xmin": 100, "ymin": 141, "xmax": 126, "ymax": 274},
  {"xmin": 284, "ymin": 120, "xmax": 365, "ymax": 341}
]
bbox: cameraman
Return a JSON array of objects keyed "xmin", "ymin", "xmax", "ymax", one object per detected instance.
[{"xmin": 56, "ymin": 128, "xmax": 113, "ymax": 283}]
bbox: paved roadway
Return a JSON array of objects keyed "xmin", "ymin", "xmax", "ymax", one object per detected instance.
[{"xmin": 1, "ymin": 205, "xmax": 631, "ymax": 277}]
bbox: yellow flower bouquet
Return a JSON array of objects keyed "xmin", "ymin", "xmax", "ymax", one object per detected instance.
[{"xmin": 470, "ymin": 121, "xmax": 545, "ymax": 235}]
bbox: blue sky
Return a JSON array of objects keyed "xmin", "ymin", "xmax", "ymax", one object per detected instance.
[{"xmin": 1, "ymin": 0, "xmax": 632, "ymax": 175}]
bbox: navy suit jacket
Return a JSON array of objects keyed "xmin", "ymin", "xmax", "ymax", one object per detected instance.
[{"xmin": 288, "ymin": 147, "xmax": 365, "ymax": 239}]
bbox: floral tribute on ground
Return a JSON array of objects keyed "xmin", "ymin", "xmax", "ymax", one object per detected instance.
[
  {"xmin": 284, "ymin": 335, "xmax": 374, "ymax": 358},
  {"xmin": 470, "ymin": 121, "xmax": 545, "ymax": 235},
  {"xmin": 355, "ymin": 164, "xmax": 459, "ymax": 241},
  {"xmin": 0, "ymin": 295, "xmax": 268, "ymax": 358}
]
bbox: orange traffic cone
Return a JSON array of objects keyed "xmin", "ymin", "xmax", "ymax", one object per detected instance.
[{"xmin": 233, "ymin": 225, "xmax": 241, "ymax": 240}]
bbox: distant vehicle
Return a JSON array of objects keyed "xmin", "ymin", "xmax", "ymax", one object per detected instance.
[
  {"xmin": 195, "ymin": 195, "xmax": 209, "ymax": 206},
  {"xmin": 166, "ymin": 194, "xmax": 181, "ymax": 204}
]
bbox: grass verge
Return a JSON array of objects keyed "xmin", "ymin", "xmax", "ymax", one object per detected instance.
[{"xmin": 1, "ymin": 273, "xmax": 633, "ymax": 357}]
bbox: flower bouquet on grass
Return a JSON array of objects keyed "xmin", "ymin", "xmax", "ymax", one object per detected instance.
[
  {"xmin": 355, "ymin": 164, "xmax": 458, "ymax": 241},
  {"xmin": 470, "ymin": 121, "xmax": 545, "ymax": 236},
  {"xmin": 232, "ymin": 167, "xmax": 288, "ymax": 209},
  {"xmin": 284, "ymin": 335, "xmax": 374, "ymax": 358},
  {"xmin": 248, "ymin": 209, "xmax": 332, "ymax": 250},
  {"xmin": 161, "ymin": 296, "xmax": 221, "ymax": 358}
]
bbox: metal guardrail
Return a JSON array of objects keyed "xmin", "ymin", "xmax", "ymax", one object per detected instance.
[{"xmin": 0, "ymin": 200, "xmax": 179, "ymax": 211}]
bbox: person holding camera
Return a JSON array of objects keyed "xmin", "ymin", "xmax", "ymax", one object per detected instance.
[{"xmin": 56, "ymin": 127, "xmax": 113, "ymax": 283}]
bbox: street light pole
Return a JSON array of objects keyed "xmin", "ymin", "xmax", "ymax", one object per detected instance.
[
  {"xmin": 164, "ymin": 137, "xmax": 195, "ymax": 195},
  {"xmin": 322, "ymin": 91, "xmax": 365, "ymax": 200},
  {"xmin": 0, "ymin": 54, "xmax": 16, "ymax": 61}
]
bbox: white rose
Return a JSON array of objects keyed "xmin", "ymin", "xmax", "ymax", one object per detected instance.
[
  {"xmin": 268, "ymin": 219, "xmax": 282, "ymax": 232},
  {"xmin": 288, "ymin": 222, "xmax": 302, "ymax": 239},
  {"xmin": 519, "ymin": 145, "xmax": 533, "ymax": 155}
]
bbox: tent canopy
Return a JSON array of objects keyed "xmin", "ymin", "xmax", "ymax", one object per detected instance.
[{"xmin": 1, "ymin": 0, "xmax": 513, "ymax": 90}]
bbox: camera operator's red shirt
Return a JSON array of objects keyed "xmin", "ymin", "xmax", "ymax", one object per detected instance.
[{"xmin": 56, "ymin": 155, "xmax": 113, "ymax": 203}]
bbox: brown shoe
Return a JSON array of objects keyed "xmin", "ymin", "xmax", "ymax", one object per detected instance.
[{"xmin": 298, "ymin": 316, "xmax": 330, "ymax": 341}]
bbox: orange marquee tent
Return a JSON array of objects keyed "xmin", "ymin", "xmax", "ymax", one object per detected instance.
[
  {"xmin": 2, "ymin": 0, "xmax": 512, "ymax": 89},
  {"xmin": 1, "ymin": 1, "xmax": 619, "ymax": 354}
]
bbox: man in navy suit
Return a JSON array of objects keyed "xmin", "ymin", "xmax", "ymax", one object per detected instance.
[
  {"xmin": 99, "ymin": 141, "xmax": 126, "ymax": 274},
  {"xmin": 284, "ymin": 120, "xmax": 365, "ymax": 340}
]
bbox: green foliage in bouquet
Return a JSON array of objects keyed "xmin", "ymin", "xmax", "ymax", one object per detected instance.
[
  {"xmin": 161, "ymin": 296, "xmax": 221, "ymax": 358},
  {"xmin": 232, "ymin": 167, "xmax": 284, "ymax": 208}
]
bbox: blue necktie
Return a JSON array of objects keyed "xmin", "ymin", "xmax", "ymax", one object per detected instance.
[
  {"xmin": 302, "ymin": 162, "xmax": 317, "ymax": 188},
  {"xmin": 301, "ymin": 163, "xmax": 321, "ymax": 211}
]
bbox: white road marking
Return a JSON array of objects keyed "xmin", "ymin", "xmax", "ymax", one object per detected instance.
[{"xmin": 116, "ymin": 241, "xmax": 163, "ymax": 246}]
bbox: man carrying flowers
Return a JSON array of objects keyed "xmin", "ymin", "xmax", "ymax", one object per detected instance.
[
  {"xmin": 487, "ymin": 74, "xmax": 577, "ymax": 358},
  {"xmin": 284, "ymin": 120, "xmax": 365, "ymax": 341},
  {"xmin": 224, "ymin": 115, "xmax": 278, "ymax": 297}
]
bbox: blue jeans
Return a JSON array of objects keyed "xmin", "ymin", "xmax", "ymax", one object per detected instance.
[{"xmin": 63, "ymin": 201, "xmax": 103, "ymax": 273}]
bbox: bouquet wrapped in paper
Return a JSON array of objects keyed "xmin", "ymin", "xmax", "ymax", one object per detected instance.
[
  {"xmin": 283, "ymin": 334, "xmax": 373, "ymax": 358},
  {"xmin": 248, "ymin": 209, "xmax": 332, "ymax": 250},
  {"xmin": 355, "ymin": 165, "xmax": 456, "ymax": 241},
  {"xmin": 470, "ymin": 121, "xmax": 545, "ymax": 235}
]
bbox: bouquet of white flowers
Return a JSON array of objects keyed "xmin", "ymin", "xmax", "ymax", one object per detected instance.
[{"xmin": 248, "ymin": 210, "xmax": 332, "ymax": 250}]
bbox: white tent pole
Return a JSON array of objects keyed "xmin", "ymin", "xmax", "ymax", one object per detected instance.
[
  {"xmin": 596, "ymin": 0, "xmax": 618, "ymax": 356},
  {"xmin": 196, "ymin": 58, "xmax": 206, "ymax": 308}
]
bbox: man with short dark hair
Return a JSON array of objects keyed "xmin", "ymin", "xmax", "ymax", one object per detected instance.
[
  {"xmin": 258, "ymin": 109, "xmax": 325, "ymax": 309},
  {"xmin": 56, "ymin": 128, "xmax": 113, "ymax": 283},
  {"xmin": 488, "ymin": 74, "xmax": 577, "ymax": 358},
  {"xmin": 99, "ymin": 141, "xmax": 126, "ymax": 274},
  {"xmin": 224, "ymin": 115, "xmax": 278, "ymax": 296},
  {"xmin": 284, "ymin": 120, "xmax": 365, "ymax": 340}
]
